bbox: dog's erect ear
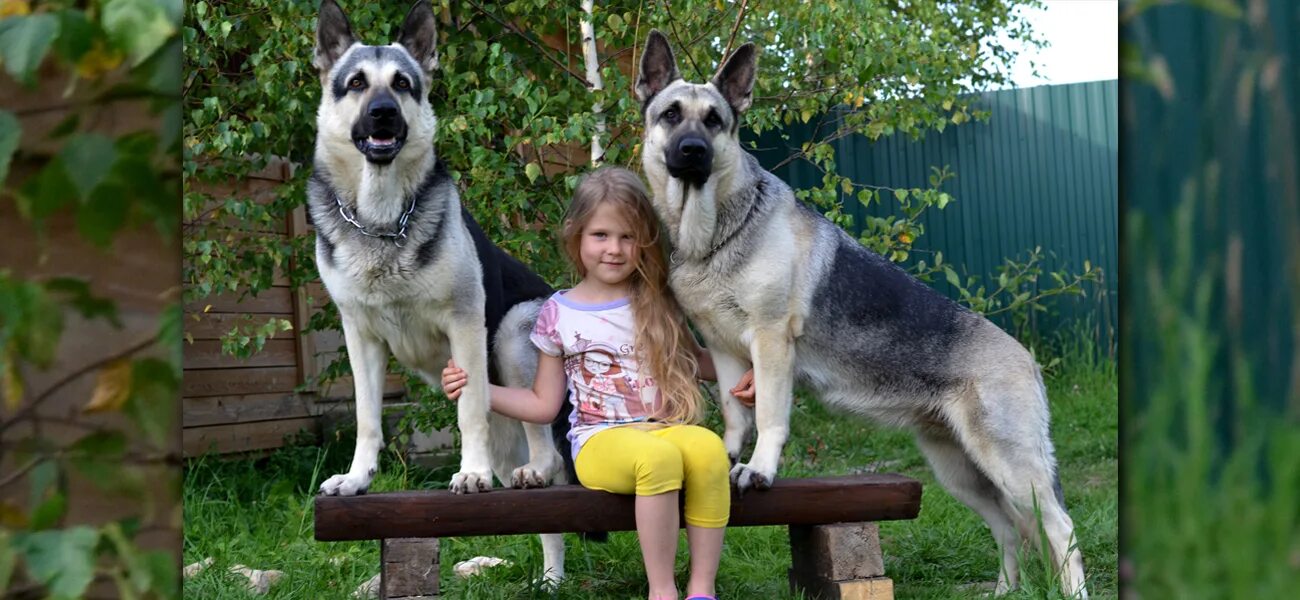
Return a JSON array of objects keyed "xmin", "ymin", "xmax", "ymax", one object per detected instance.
[
  {"xmin": 712, "ymin": 42, "xmax": 757, "ymax": 115},
  {"xmin": 636, "ymin": 30, "xmax": 680, "ymax": 104},
  {"xmin": 398, "ymin": 1, "xmax": 439, "ymax": 75},
  {"xmin": 314, "ymin": 0, "xmax": 355, "ymax": 75}
]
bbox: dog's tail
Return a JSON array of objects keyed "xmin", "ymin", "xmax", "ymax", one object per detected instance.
[
  {"xmin": 1035, "ymin": 365, "xmax": 1069, "ymax": 512},
  {"xmin": 552, "ymin": 398, "xmax": 609, "ymax": 543}
]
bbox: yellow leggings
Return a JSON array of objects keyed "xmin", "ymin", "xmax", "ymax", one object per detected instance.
[{"xmin": 575, "ymin": 424, "xmax": 731, "ymax": 528}]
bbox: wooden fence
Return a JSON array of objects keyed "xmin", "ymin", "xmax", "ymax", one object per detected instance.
[{"xmin": 181, "ymin": 161, "xmax": 405, "ymax": 456}]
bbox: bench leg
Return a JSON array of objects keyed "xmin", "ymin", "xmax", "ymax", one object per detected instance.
[
  {"xmin": 381, "ymin": 538, "xmax": 440, "ymax": 599},
  {"xmin": 788, "ymin": 522, "xmax": 894, "ymax": 600}
]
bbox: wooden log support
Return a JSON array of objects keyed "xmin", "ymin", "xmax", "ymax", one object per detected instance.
[
  {"xmin": 789, "ymin": 522, "xmax": 893, "ymax": 600},
  {"xmin": 315, "ymin": 474, "xmax": 921, "ymax": 540},
  {"xmin": 381, "ymin": 538, "xmax": 439, "ymax": 600}
]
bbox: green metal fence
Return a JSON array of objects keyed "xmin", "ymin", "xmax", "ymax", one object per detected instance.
[
  {"xmin": 1125, "ymin": 1, "xmax": 1300, "ymax": 417},
  {"xmin": 745, "ymin": 80, "xmax": 1118, "ymax": 351}
]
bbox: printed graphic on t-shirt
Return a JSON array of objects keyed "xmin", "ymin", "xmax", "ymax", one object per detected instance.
[
  {"xmin": 564, "ymin": 338, "xmax": 648, "ymax": 424},
  {"xmin": 529, "ymin": 292, "xmax": 661, "ymax": 459}
]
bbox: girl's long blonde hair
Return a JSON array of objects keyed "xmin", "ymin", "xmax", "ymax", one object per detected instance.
[{"xmin": 561, "ymin": 167, "xmax": 703, "ymax": 425}]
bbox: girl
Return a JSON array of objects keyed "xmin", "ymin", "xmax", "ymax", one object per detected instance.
[{"xmin": 443, "ymin": 167, "xmax": 754, "ymax": 600}]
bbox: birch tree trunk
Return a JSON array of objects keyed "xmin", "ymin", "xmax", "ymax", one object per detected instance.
[{"xmin": 581, "ymin": 0, "xmax": 605, "ymax": 165}]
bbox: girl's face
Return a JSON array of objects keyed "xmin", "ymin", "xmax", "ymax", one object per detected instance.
[
  {"xmin": 578, "ymin": 201, "xmax": 639, "ymax": 289},
  {"xmin": 584, "ymin": 353, "xmax": 612, "ymax": 375}
]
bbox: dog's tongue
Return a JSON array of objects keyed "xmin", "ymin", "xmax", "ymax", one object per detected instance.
[{"xmin": 368, "ymin": 136, "xmax": 396, "ymax": 147}]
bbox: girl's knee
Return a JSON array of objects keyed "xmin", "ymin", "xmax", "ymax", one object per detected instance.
[{"xmin": 680, "ymin": 428, "xmax": 729, "ymax": 472}]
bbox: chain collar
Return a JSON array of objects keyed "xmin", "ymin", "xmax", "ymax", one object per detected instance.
[{"xmin": 335, "ymin": 194, "xmax": 417, "ymax": 247}]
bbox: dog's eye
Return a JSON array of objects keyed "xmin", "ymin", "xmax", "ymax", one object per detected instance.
[
  {"xmin": 705, "ymin": 111, "xmax": 723, "ymax": 128},
  {"xmin": 395, "ymin": 76, "xmax": 410, "ymax": 90},
  {"xmin": 348, "ymin": 76, "xmax": 366, "ymax": 90},
  {"xmin": 662, "ymin": 108, "xmax": 679, "ymax": 122}
]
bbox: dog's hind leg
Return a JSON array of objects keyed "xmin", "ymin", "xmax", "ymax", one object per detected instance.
[
  {"xmin": 915, "ymin": 428, "xmax": 1025, "ymax": 594},
  {"xmin": 950, "ymin": 380, "xmax": 1088, "ymax": 599},
  {"xmin": 320, "ymin": 318, "xmax": 388, "ymax": 496},
  {"xmin": 494, "ymin": 301, "xmax": 562, "ymax": 489}
]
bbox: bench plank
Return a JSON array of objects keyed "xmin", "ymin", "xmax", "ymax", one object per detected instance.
[{"xmin": 315, "ymin": 474, "xmax": 921, "ymax": 541}]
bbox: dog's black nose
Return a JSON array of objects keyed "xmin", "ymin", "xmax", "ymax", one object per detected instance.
[
  {"xmin": 368, "ymin": 98, "xmax": 399, "ymax": 121},
  {"xmin": 678, "ymin": 138, "xmax": 709, "ymax": 158}
]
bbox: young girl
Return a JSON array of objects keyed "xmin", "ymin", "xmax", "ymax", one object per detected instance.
[{"xmin": 442, "ymin": 167, "xmax": 754, "ymax": 600}]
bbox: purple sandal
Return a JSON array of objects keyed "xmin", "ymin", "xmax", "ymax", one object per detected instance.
[{"xmin": 685, "ymin": 596, "xmax": 718, "ymax": 600}]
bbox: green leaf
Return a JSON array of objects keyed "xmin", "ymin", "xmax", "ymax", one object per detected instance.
[
  {"xmin": 53, "ymin": 9, "xmax": 96, "ymax": 64},
  {"xmin": 67, "ymin": 436, "xmax": 127, "ymax": 491},
  {"xmin": 524, "ymin": 162, "xmax": 541, "ymax": 183},
  {"xmin": 17, "ymin": 159, "xmax": 77, "ymax": 222},
  {"xmin": 103, "ymin": 0, "xmax": 177, "ymax": 66},
  {"xmin": 27, "ymin": 459, "xmax": 58, "ymax": 509},
  {"xmin": 29, "ymin": 492, "xmax": 66, "ymax": 530},
  {"xmin": 14, "ymin": 527, "xmax": 99, "ymax": 598},
  {"xmin": 944, "ymin": 267, "xmax": 962, "ymax": 290},
  {"xmin": 60, "ymin": 134, "xmax": 118, "ymax": 202},
  {"xmin": 894, "ymin": 188, "xmax": 909, "ymax": 202},
  {"xmin": 77, "ymin": 183, "xmax": 130, "ymax": 246},
  {"xmin": 0, "ymin": 109, "xmax": 19, "ymax": 186},
  {"xmin": 0, "ymin": 13, "xmax": 60, "ymax": 84},
  {"xmin": 45, "ymin": 278, "xmax": 121, "ymax": 327},
  {"xmin": 70, "ymin": 430, "xmax": 128, "ymax": 457},
  {"xmin": 157, "ymin": 303, "xmax": 182, "ymax": 373},
  {"xmin": 142, "ymin": 548, "xmax": 179, "ymax": 597},
  {"xmin": 125, "ymin": 358, "xmax": 177, "ymax": 445}
]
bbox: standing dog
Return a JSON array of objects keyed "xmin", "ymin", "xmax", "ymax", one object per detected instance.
[
  {"xmin": 635, "ymin": 31, "xmax": 1087, "ymax": 597},
  {"xmin": 309, "ymin": 0, "xmax": 566, "ymax": 580}
]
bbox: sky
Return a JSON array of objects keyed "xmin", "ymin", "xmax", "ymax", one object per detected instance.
[{"xmin": 999, "ymin": 0, "xmax": 1119, "ymax": 89}]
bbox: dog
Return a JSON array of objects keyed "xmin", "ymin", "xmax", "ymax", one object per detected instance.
[
  {"xmin": 308, "ymin": 0, "xmax": 566, "ymax": 580},
  {"xmin": 634, "ymin": 31, "xmax": 1087, "ymax": 597}
]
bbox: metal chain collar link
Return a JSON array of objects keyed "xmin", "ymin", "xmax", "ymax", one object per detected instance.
[{"xmin": 336, "ymin": 194, "xmax": 417, "ymax": 247}]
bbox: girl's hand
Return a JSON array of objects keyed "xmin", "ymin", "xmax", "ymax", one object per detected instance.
[
  {"xmin": 729, "ymin": 369, "xmax": 756, "ymax": 407},
  {"xmin": 442, "ymin": 359, "xmax": 467, "ymax": 400}
]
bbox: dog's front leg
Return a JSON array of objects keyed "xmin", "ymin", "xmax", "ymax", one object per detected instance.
[
  {"xmin": 730, "ymin": 328, "xmax": 794, "ymax": 493},
  {"xmin": 320, "ymin": 318, "xmax": 388, "ymax": 496},
  {"xmin": 512, "ymin": 422, "xmax": 561, "ymax": 488},
  {"xmin": 447, "ymin": 320, "xmax": 494, "ymax": 493},
  {"xmin": 710, "ymin": 349, "xmax": 754, "ymax": 465}
]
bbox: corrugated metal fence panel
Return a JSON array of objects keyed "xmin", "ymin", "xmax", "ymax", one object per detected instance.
[
  {"xmin": 1124, "ymin": 1, "xmax": 1300, "ymax": 416},
  {"xmin": 746, "ymin": 80, "xmax": 1118, "ymax": 349}
]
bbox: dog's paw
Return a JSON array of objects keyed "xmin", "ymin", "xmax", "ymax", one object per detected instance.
[
  {"xmin": 729, "ymin": 463, "xmax": 773, "ymax": 495},
  {"xmin": 319, "ymin": 472, "xmax": 371, "ymax": 496},
  {"xmin": 535, "ymin": 568, "xmax": 563, "ymax": 590},
  {"xmin": 510, "ymin": 464, "xmax": 552, "ymax": 489},
  {"xmin": 449, "ymin": 470, "xmax": 493, "ymax": 494}
]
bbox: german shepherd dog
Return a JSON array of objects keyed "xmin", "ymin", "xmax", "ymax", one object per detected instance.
[
  {"xmin": 635, "ymin": 31, "xmax": 1087, "ymax": 597},
  {"xmin": 309, "ymin": 0, "xmax": 565, "ymax": 580}
]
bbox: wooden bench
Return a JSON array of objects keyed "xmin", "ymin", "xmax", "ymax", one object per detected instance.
[{"xmin": 315, "ymin": 473, "xmax": 922, "ymax": 599}]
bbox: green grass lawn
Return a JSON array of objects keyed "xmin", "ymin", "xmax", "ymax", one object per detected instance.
[{"xmin": 183, "ymin": 353, "xmax": 1116, "ymax": 599}]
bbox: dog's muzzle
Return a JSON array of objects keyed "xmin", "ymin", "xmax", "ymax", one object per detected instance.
[
  {"xmin": 352, "ymin": 95, "xmax": 408, "ymax": 164},
  {"xmin": 665, "ymin": 136, "xmax": 713, "ymax": 187}
]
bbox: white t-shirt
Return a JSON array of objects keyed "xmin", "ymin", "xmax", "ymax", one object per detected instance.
[{"xmin": 529, "ymin": 291, "xmax": 660, "ymax": 459}]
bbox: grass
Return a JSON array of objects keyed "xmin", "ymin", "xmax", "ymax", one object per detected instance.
[
  {"xmin": 1121, "ymin": 202, "xmax": 1300, "ymax": 598},
  {"xmin": 183, "ymin": 346, "xmax": 1117, "ymax": 599}
]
